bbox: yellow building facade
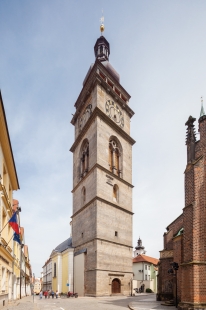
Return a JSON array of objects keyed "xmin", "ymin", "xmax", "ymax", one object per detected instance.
[
  {"xmin": 0, "ymin": 91, "xmax": 20, "ymax": 307},
  {"xmin": 50, "ymin": 237, "xmax": 73, "ymax": 294},
  {"xmin": 0, "ymin": 92, "xmax": 32, "ymax": 306}
]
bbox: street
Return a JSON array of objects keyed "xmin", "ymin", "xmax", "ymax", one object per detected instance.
[{"xmin": 6, "ymin": 294, "xmax": 176, "ymax": 310}]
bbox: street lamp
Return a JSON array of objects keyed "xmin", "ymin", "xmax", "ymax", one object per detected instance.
[{"xmin": 168, "ymin": 262, "xmax": 179, "ymax": 308}]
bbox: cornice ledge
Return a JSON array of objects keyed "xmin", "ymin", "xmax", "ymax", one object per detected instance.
[
  {"xmin": 74, "ymin": 64, "xmax": 98, "ymax": 109},
  {"xmin": 193, "ymin": 155, "xmax": 203, "ymax": 166},
  {"xmin": 184, "ymin": 155, "xmax": 203, "ymax": 173},
  {"xmin": 74, "ymin": 59, "xmax": 131, "ymax": 110},
  {"xmin": 96, "ymin": 237, "xmax": 133, "ymax": 248},
  {"xmin": 70, "ymin": 106, "xmax": 135, "ymax": 152},
  {"xmin": 183, "ymin": 203, "xmax": 194, "ymax": 211},
  {"xmin": 71, "ymin": 74, "xmax": 134, "ymax": 125},
  {"xmin": 172, "ymin": 234, "xmax": 183, "ymax": 241},
  {"xmin": 181, "ymin": 260, "xmax": 206, "ymax": 266},
  {"xmin": 71, "ymin": 163, "xmax": 134, "ymax": 193},
  {"xmin": 71, "ymin": 195, "xmax": 133, "ymax": 219},
  {"xmin": 73, "ymin": 237, "xmax": 133, "ymax": 250},
  {"xmin": 85, "ymin": 269, "xmax": 133, "ymax": 274}
]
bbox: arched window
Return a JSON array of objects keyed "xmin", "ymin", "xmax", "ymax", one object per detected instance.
[
  {"xmin": 109, "ymin": 138, "xmax": 122, "ymax": 177},
  {"xmin": 80, "ymin": 139, "xmax": 89, "ymax": 179},
  {"xmin": 113, "ymin": 184, "xmax": 119, "ymax": 203},
  {"xmin": 82, "ymin": 187, "xmax": 86, "ymax": 206}
]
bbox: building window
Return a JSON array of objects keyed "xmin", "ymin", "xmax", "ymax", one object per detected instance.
[
  {"xmin": 145, "ymin": 275, "xmax": 147, "ymax": 280},
  {"xmin": 145, "ymin": 265, "xmax": 147, "ymax": 270},
  {"xmin": 54, "ymin": 263, "xmax": 56, "ymax": 277},
  {"xmin": 1, "ymin": 267, "xmax": 5, "ymax": 291},
  {"xmin": 109, "ymin": 138, "xmax": 122, "ymax": 177},
  {"xmin": 148, "ymin": 265, "xmax": 150, "ymax": 270},
  {"xmin": 82, "ymin": 187, "xmax": 86, "ymax": 205},
  {"xmin": 113, "ymin": 184, "xmax": 119, "ymax": 202},
  {"xmin": 148, "ymin": 275, "xmax": 150, "ymax": 280},
  {"xmin": 80, "ymin": 139, "xmax": 89, "ymax": 179},
  {"xmin": 115, "ymin": 231, "xmax": 118, "ymax": 237}
]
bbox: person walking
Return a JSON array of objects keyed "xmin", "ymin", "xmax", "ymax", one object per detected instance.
[
  {"xmin": 56, "ymin": 290, "xmax": 59, "ymax": 298},
  {"xmin": 39, "ymin": 290, "xmax": 42, "ymax": 299},
  {"xmin": 51, "ymin": 290, "xmax": 54, "ymax": 298},
  {"xmin": 44, "ymin": 290, "xmax": 48, "ymax": 299}
]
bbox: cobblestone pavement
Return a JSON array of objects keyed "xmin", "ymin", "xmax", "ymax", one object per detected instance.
[
  {"xmin": 6, "ymin": 293, "xmax": 177, "ymax": 310},
  {"xmin": 128, "ymin": 294, "xmax": 176, "ymax": 310}
]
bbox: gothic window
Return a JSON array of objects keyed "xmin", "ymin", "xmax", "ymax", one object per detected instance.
[
  {"xmin": 109, "ymin": 138, "xmax": 122, "ymax": 177},
  {"xmin": 113, "ymin": 184, "xmax": 119, "ymax": 203},
  {"xmin": 80, "ymin": 139, "xmax": 89, "ymax": 179}
]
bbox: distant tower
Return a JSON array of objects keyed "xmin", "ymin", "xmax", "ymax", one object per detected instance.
[
  {"xmin": 134, "ymin": 237, "xmax": 146, "ymax": 257},
  {"xmin": 70, "ymin": 20, "xmax": 135, "ymax": 296}
]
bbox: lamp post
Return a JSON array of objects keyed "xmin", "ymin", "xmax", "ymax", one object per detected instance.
[{"xmin": 168, "ymin": 262, "xmax": 179, "ymax": 308}]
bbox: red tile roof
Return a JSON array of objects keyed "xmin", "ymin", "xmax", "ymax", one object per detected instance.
[{"xmin": 133, "ymin": 254, "xmax": 159, "ymax": 265}]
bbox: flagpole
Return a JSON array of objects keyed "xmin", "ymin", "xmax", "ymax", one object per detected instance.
[
  {"xmin": 0, "ymin": 221, "xmax": 9, "ymax": 234},
  {"xmin": 0, "ymin": 211, "xmax": 18, "ymax": 234},
  {"xmin": 6, "ymin": 234, "xmax": 14, "ymax": 246}
]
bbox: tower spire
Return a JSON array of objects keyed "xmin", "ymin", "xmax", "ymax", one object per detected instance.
[
  {"xmin": 100, "ymin": 10, "xmax": 105, "ymax": 34},
  {"xmin": 94, "ymin": 13, "xmax": 110, "ymax": 62},
  {"xmin": 200, "ymin": 96, "xmax": 205, "ymax": 117}
]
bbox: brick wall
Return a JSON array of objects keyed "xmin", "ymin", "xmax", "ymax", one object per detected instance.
[{"xmin": 158, "ymin": 114, "xmax": 206, "ymax": 309}]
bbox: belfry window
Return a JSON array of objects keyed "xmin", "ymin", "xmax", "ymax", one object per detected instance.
[
  {"xmin": 80, "ymin": 140, "xmax": 89, "ymax": 179},
  {"xmin": 109, "ymin": 138, "xmax": 122, "ymax": 177}
]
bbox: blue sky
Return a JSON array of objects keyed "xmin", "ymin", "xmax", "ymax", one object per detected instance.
[{"xmin": 1, "ymin": 0, "xmax": 206, "ymax": 276}]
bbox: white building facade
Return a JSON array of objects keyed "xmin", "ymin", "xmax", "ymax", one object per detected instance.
[{"xmin": 42, "ymin": 258, "xmax": 52, "ymax": 292}]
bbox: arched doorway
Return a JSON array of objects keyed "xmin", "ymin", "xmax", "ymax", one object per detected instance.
[{"xmin": 112, "ymin": 278, "xmax": 121, "ymax": 294}]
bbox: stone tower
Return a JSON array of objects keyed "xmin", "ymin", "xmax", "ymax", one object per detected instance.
[{"xmin": 70, "ymin": 32, "xmax": 135, "ymax": 296}]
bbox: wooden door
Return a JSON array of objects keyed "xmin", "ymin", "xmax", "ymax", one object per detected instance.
[{"xmin": 112, "ymin": 279, "xmax": 121, "ymax": 294}]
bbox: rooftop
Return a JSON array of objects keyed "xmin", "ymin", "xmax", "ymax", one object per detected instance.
[{"xmin": 133, "ymin": 254, "xmax": 159, "ymax": 265}]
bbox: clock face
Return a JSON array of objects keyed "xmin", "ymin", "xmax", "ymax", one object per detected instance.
[
  {"xmin": 79, "ymin": 104, "xmax": 92, "ymax": 131},
  {"xmin": 105, "ymin": 100, "xmax": 124, "ymax": 128}
]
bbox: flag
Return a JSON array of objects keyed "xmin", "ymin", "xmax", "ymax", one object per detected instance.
[
  {"xmin": 13, "ymin": 232, "xmax": 21, "ymax": 244},
  {"xmin": 8, "ymin": 212, "xmax": 19, "ymax": 234}
]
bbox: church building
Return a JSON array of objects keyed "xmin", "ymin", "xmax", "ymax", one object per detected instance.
[
  {"xmin": 70, "ymin": 24, "xmax": 135, "ymax": 296},
  {"xmin": 157, "ymin": 104, "xmax": 206, "ymax": 309}
]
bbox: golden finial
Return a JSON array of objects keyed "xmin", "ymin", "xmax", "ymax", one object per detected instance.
[{"xmin": 100, "ymin": 10, "xmax": 105, "ymax": 34}]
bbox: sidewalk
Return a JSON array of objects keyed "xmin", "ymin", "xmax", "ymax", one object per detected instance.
[{"xmin": 7, "ymin": 295, "xmax": 39, "ymax": 310}]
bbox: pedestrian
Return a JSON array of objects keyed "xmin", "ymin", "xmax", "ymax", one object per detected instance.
[
  {"xmin": 51, "ymin": 290, "xmax": 54, "ymax": 298},
  {"xmin": 39, "ymin": 290, "xmax": 42, "ymax": 299},
  {"xmin": 56, "ymin": 290, "xmax": 59, "ymax": 298},
  {"xmin": 44, "ymin": 290, "xmax": 48, "ymax": 298}
]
